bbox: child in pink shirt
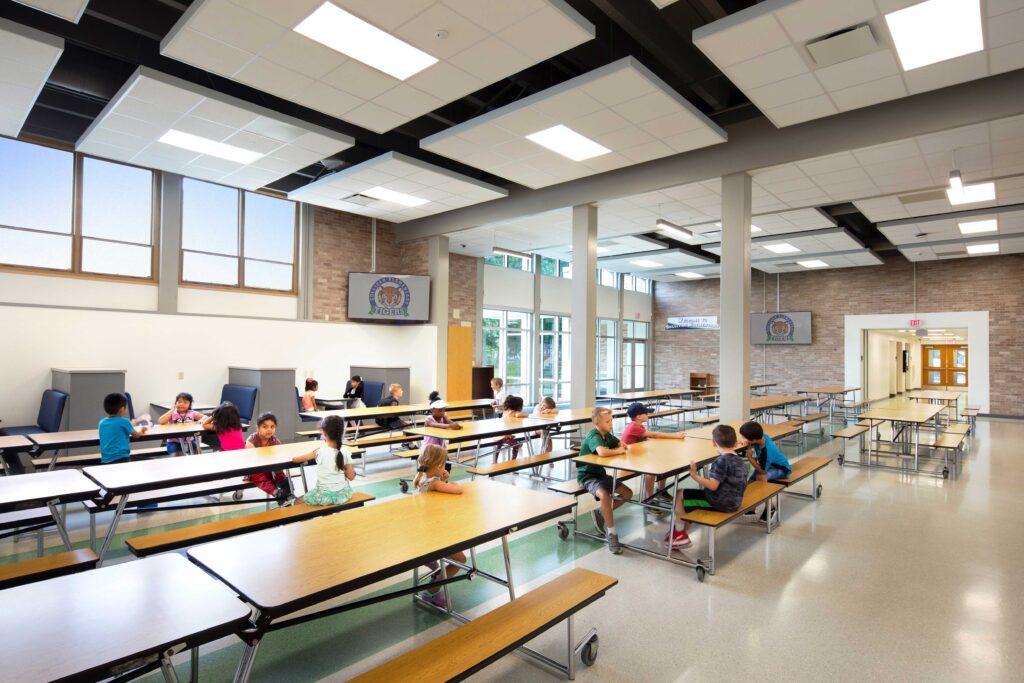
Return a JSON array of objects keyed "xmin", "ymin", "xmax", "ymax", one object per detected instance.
[{"xmin": 204, "ymin": 401, "xmax": 245, "ymax": 451}]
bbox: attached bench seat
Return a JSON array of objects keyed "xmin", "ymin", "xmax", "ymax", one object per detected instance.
[
  {"xmin": 689, "ymin": 415, "xmax": 721, "ymax": 425},
  {"xmin": 0, "ymin": 549, "xmax": 99, "ymax": 590},
  {"xmin": 349, "ymin": 568, "xmax": 617, "ymax": 683},
  {"xmin": 930, "ymin": 432, "xmax": 966, "ymax": 478},
  {"xmin": 32, "ymin": 444, "xmax": 210, "ymax": 470},
  {"xmin": 776, "ymin": 456, "xmax": 831, "ymax": 499},
  {"xmin": 547, "ymin": 470, "xmax": 641, "ymax": 497},
  {"xmin": 467, "ymin": 449, "xmax": 578, "ymax": 477},
  {"xmin": 680, "ymin": 481, "xmax": 784, "ymax": 575},
  {"xmin": 345, "ymin": 433, "xmax": 420, "ymax": 449},
  {"xmin": 126, "ymin": 492, "xmax": 374, "ymax": 557},
  {"xmin": 944, "ymin": 423, "xmax": 970, "ymax": 435},
  {"xmin": 833, "ymin": 425, "xmax": 869, "ymax": 439}
]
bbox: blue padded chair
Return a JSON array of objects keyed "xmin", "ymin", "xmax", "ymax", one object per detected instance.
[
  {"xmin": 220, "ymin": 384, "xmax": 258, "ymax": 423},
  {"xmin": 296, "ymin": 387, "xmax": 320, "ymax": 423},
  {"xmin": 360, "ymin": 380, "xmax": 385, "ymax": 408},
  {"xmin": 125, "ymin": 392, "xmax": 136, "ymax": 420},
  {"xmin": 0, "ymin": 389, "xmax": 69, "ymax": 437}
]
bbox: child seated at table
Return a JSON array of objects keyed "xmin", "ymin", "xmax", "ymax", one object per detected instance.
[
  {"xmin": 577, "ymin": 406, "xmax": 633, "ymax": 555},
  {"xmin": 376, "ymin": 384, "xmax": 410, "ymax": 431},
  {"xmin": 301, "ymin": 378, "xmax": 318, "ymax": 411},
  {"xmin": 414, "ymin": 444, "xmax": 465, "ymax": 608},
  {"xmin": 490, "ymin": 377, "xmax": 505, "ymax": 415},
  {"xmin": 99, "ymin": 392, "xmax": 148, "ymax": 464},
  {"xmin": 292, "ymin": 415, "xmax": 355, "ymax": 506},
  {"xmin": 738, "ymin": 420, "xmax": 791, "ymax": 522},
  {"xmin": 669, "ymin": 424, "xmax": 749, "ymax": 550},
  {"xmin": 344, "ymin": 375, "xmax": 365, "ymax": 409},
  {"xmin": 422, "ymin": 400, "xmax": 463, "ymax": 452},
  {"xmin": 203, "ymin": 401, "xmax": 245, "ymax": 451},
  {"xmin": 245, "ymin": 412, "xmax": 293, "ymax": 505},
  {"xmin": 530, "ymin": 396, "xmax": 558, "ymax": 453},
  {"xmin": 157, "ymin": 391, "xmax": 208, "ymax": 456},
  {"xmin": 620, "ymin": 402, "xmax": 686, "ymax": 506},
  {"xmin": 494, "ymin": 395, "xmax": 529, "ymax": 460}
]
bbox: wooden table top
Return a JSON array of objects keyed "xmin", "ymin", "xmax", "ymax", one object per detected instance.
[
  {"xmin": 860, "ymin": 404, "xmax": 945, "ymax": 423},
  {"xmin": 796, "ymin": 386, "xmax": 859, "ymax": 395},
  {"xmin": 531, "ymin": 407, "xmax": 627, "ymax": 426},
  {"xmin": 706, "ymin": 382, "xmax": 777, "ymax": 390},
  {"xmin": 83, "ymin": 440, "xmax": 321, "ymax": 495},
  {"xmin": 404, "ymin": 416, "xmax": 550, "ymax": 443},
  {"xmin": 27, "ymin": 422, "xmax": 205, "ymax": 450},
  {"xmin": 188, "ymin": 480, "xmax": 572, "ymax": 616},
  {"xmin": 0, "ymin": 469, "xmax": 101, "ymax": 512},
  {"xmin": 750, "ymin": 394, "xmax": 807, "ymax": 410},
  {"xmin": 685, "ymin": 419, "xmax": 798, "ymax": 441},
  {"xmin": 605, "ymin": 388, "xmax": 697, "ymax": 401},
  {"xmin": 0, "ymin": 554, "xmax": 250, "ymax": 683},
  {"xmin": 574, "ymin": 438, "xmax": 720, "ymax": 476},
  {"xmin": 303, "ymin": 398, "xmax": 493, "ymax": 420},
  {"xmin": 0, "ymin": 435, "xmax": 33, "ymax": 451},
  {"xmin": 907, "ymin": 390, "xmax": 964, "ymax": 401}
]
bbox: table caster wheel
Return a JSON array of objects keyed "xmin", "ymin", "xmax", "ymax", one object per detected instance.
[
  {"xmin": 232, "ymin": 490, "xmax": 244, "ymax": 501},
  {"xmin": 816, "ymin": 484, "xmax": 823, "ymax": 497},
  {"xmin": 399, "ymin": 480, "xmax": 409, "ymax": 494},
  {"xmin": 581, "ymin": 634, "xmax": 599, "ymax": 666},
  {"xmin": 556, "ymin": 522, "xmax": 570, "ymax": 541},
  {"xmin": 837, "ymin": 455, "xmax": 844, "ymax": 466},
  {"xmin": 696, "ymin": 563, "xmax": 707, "ymax": 583},
  {"xmin": 942, "ymin": 468, "xmax": 949, "ymax": 479}
]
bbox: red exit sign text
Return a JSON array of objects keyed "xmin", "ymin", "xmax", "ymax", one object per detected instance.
[{"xmin": 909, "ymin": 319, "xmax": 921, "ymax": 327}]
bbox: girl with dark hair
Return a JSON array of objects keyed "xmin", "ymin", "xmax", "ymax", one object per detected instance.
[
  {"xmin": 302, "ymin": 378, "xmax": 319, "ymax": 411},
  {"xmin": 245, "ymin": 412, "xmax": 294, "ymax": 505},
  {"xmin": 157, "ymin": 391, "xmax": 209, "ymax": 455},
  {"xmin": 292, "ymin": 414, "xmax": 355, "ymax": 506},
  {"xmin": 203, "ymin": 401, "xmax": 244, "ymax": 451},
  {"xmin": 495, "ymin": 395, "xmax": 528, "ymax": 460}
]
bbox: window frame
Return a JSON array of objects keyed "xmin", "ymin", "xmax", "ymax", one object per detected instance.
[
  {"xmin": 179, "ymin": 181, "xmax": 299, "ymax": 296},
  {"xmin": 0, "ymin": 136, "xmax": 160, "ymax": 284},
  {"xmin": 539, "ymin": 313, "xmax": 572, "ymax": 403},
  {"xmin": 482, "ymin": 307, "xmax": 533, "ymax": 399}
]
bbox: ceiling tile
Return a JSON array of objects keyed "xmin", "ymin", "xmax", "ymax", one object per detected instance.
[
  {"xmin": 11, "ymin": 0, "xmax": 89, "ymax": 22},
  {"xmin": 0, "ymin": 18, "xmax": 63, "ymax": 137}
]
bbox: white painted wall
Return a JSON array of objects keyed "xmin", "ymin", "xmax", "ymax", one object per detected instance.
[
  {"xmin": 846, "ymin": 312, "xmax": 988, "ymax": 412},
  {"xmin": 482, "ymin": 265, "xmax": 533, "ymax": 310},
  {"xmin": 0, "ymin": 271, "xmax": 158, "ymax": 311},
  {"xmin": 865, "ymin": 331, "xmax": 926, "ymax": 400},
  {"xmin": 483, "ymin": 267, "xmax": 651, "ymax": 322},
  {"xmin": 597, "ymin": 285, "xmax": 619, "ymax": 319},
  {"xmin": 623, "ymin": 289, "xmax": 653, "ymax": 322},
  {"xmin": 177, "ymin": 287, "xmax": 298, "ymax": 319},
  {"xmin": 0, "ymin": 304, "xmax": 437, "ymax": 426},
  {"xmin": 539, "ymin": 275, "xmax": 571, "ymax": 314}
]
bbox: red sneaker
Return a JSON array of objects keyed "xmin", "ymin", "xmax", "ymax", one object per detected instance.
[{"xmin": 663, "ymin": 528, "xmax": 692, "ymax": 549}]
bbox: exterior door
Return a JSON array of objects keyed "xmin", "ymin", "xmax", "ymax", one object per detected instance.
[{"xmin": 922, "ymin": 345, "xmax": 968, "ymax": 388}]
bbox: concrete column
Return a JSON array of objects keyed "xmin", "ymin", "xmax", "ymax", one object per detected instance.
[
  {"xmin": 719, "ymin": 173, "xmax": 752, "ymax": 422},
  {"xmin": 429, "ymin": 235, "xmax": 450, "ymax": 396},
  {"xmin": 532, "ymin": 254, "xmax": 542, "ymax": 403},
  {"xmin": 157, "ymin": 173, "xmax": 182, "ymax": 314},
  {"xmin": 570, "ymin": 204, "xmax": 597, "ymax": 409}
]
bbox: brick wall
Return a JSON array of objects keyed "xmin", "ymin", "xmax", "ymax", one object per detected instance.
[
  {"xmin": 448, "ymin": 254, "xmax": 478, "ymax": 328},
  {"xmin": 652, "ymin": 253, "xmax": 1024, "ymax": 416}
]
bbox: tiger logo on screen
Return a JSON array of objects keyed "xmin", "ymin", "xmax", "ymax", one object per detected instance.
[
  {"xmin": 368, "ymin": 276, "xmax": 411, "ymax": 317},
  {"xmin": 765, "ymin": 314, "xmax": 795, "ymax": 342}
]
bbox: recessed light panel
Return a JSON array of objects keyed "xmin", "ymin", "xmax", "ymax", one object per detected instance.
[
  {"xmin": 631, "ymin": 259, "xmax": 663, "ymax": 268},
  {"xmin": 958, "ymin": 219, "xmax": 997, "ymax": 235},
  {"xmin": 676, "ymin": 271, "xmax": 704, "ymax": 279},
  {"xmin": 885, "ymin": 0, "xmax": 984, "ymax": 71},
  {"xmin": 361, "ymin": 186, "xmax": 430, "ymax": 207},
  {"xmin": 526, "ymin": 125, "xmax": 610, "ymax": 161},
  {"xmin": 798, "ymin": 259, "xmax": 828, "ymax": 268},
  {"xmin": 947, "ymin": 182, "xmax": 996, "ymax": 205},
  {"xmin": 158, "ymin": 130, "xmax": 264, "ymax": 164},
  {"xmin": 764, "ymin": 243, "xmax": 800, "ymax": 254},
  {"xmin": 294, "ymin": 3, "xmax": 438, "ymax": 81},
  {"xmin": 966, "ymin": 242, "xmax": 999, "ymax": 254}
]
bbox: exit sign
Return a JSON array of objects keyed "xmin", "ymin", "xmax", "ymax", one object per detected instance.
[{"xmin": 909, "ymin": 319, "xmax": 922, "ymax": 327}]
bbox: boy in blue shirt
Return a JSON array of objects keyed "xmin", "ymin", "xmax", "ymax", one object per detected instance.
[
  {"xmin": 99, "ymin": 393, "xmax": 148, "ymax": 464},
  {"xmin": 738, "ymin": 421, "xmax": 792, "ymax": 482}
]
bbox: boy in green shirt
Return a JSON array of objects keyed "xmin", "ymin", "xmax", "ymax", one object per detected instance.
[{"xmin": 577, "ymin": 406, "xmax": 633, "ymax": 554}]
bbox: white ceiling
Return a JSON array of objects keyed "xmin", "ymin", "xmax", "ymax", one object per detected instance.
[
  {"xmin": 693, "ymin": 0, "xmax": 1024, "ymax": 127},
  {"xmin": 752, "ymin": 249, "xmax": 883, "ymax": 272},
  {"xmin": 701, "ymin": 227, "xmax": 867, "ymax": 260},
  {"xmin": 0, "ymin": 18, "xmax": 63, "ymax": 137},
  {"xmin": 10, "ymin": 0, "xmax": 88, "ymax": 22},
  {"xmin": 896, "ymin": 231, "xmax": 1024, "ymax": 261},
  {"xmin": 76, "ymin": 67, "xmax": 354, "ymax": 192},
  {"xmin": 287, "ymin": 151, "xmax": 507, "ymax": 222},
  {"xmin": 534, "ymin": 233, "xmax": 667, "ymax": 261},
  {"xmin": 649, "ymin": 263, "xmax": 722, "ymax": 282},
  {"xmin": 854, "ymin": 174, "xmax": 1024, "ymax": 223},
  {"xmin": 683, "ymin": 207, "xmax": 836, "ymax": 244},
  {"xmin": 160, "ymin": 0, "xmax": 594, "ymax": 134},
  {"xmin": 878, "ymin": 206, "xmax": 1024, "ymax": 245},
  {"xmin": 421, "ymin": 56, "xmax": 727, "ymax": 189},
  {"xmin": 597, "ymin": 248, "xmax": 715, "ymax": 273}
]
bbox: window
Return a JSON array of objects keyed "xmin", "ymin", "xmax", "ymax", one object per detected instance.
[
  {"xmin": 623, "ymin": 275, "xmax": 650, "ymax": 293},
  {"xmin": 483, "ymin": 309, "xmax": 532, "ymax": 399},
  {"xmin": 596, "ymin": 318, "xmax": 617, "ymax": 397},
  {"xmin": 540, "ymin": 315, "xmax": 571, "ymax": 403},
  {"xmin": 599, "ymin": 269, "xmax": 618, "ymax": 288},
  {"xmin": 621, "ymin": 320, "xmax": 649, "ymax": 391},
  {"xmin": 181, "ymin": 179, "xmax": 296, "ymax": 291},
  {"xmin": 0, "ymin": 137, "xmax": 155, "ymax": 279},
  {"xmin": 540, "ymin": 257, "xmax": 572, "ymax": 278},
  {"xmin": 483, "ymin": 253, "xmax": 533, "ymax": 272}
]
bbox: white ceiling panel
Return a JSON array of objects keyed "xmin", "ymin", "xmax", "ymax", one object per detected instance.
[
  {"xmin": 534, "ymin": 233, "xmax": 667, "ymax": 261},
  {"xmin": 76, "ymin": 67, "xmax": 354, "ymax": 191},
  {"xmin": 878, "ymin": 207, "xmax": 1024, "ymax": 247},
  {"xmin": 11, "ymin": 0, "xmax": 88, "ymax": 22},
  {"xmin": 702, "ymin": 228, "xmax": 866, "ymax": 260},
  {"xmin": 288, "ymin": 151, "xmax": 507, "ymax": 222},
  {"xmin": 649, "ymin": 262, "xmax": 722, "ymax": 281},
  {"xmin": 421, "ymin": 57, "xmax": 726, "ymax": 189},
  {"xmin": 855, "ymin": 175, "xmax": 1024, "ymax": 223},
  {"xmin": 161, "ymin": 0, "xmax": 594, "ymax": 134},
  {"xmin": 0, "ymin": 18, "xmax": 63, "ymax": 137},
  {"xmin": 693, "ymin": 0, "xmax": 1023, "ymax": 127},
  {"xmin": 597, "ymin": 248, "xmax": 714, "ymax": 273},
  {"xmin": 898, "ymin": 232, "xmax": 1024, "ymax": 262},
  {"xmin": 753, "ymin": 249, "xmax": 884, "ymax": 273}
]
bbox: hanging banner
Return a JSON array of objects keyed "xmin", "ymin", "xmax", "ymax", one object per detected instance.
[
  {"xmin": 666, "ymin": 316, "xmax": 719, "ymax": 330},
  {"xmin": 750, "ymin": 312, "xmax": 812, "ymax": 344}
]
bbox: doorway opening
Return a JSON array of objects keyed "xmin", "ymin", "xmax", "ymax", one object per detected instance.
[{"xmin": 862, "ymin": 328, "xmax": 968, "ymax": 401}]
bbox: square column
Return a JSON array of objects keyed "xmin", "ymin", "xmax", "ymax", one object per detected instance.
[
  {"xmin": 570, "ymin": 204, "xmax": 597, "ymax": 409},
  {"xmin": 719, "ymin": 173, "xmax": 752, "ymax": 422},
  {"xmin": 429, "ymin": 235, "xmax": 450, "ymax": 396}
]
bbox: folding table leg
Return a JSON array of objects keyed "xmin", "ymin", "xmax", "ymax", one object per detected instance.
[
  {"xmin": 160, "ymin": 649, "xmax": 181, "ymax": 683},
  {"xmin": 46, "ymin": 499, "xmax": 73, "ymax": 551},
  {"xmin": 501, "ymin": 534, "xmax": 516, "ymax": 600},
  {"xmin": 97, "ymin": 497, "xmax": 129, "ymax": 566}
]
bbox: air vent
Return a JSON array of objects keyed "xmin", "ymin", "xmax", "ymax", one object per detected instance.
[
  {"xmin": 342, "ymin": 193, "xmax": 378, "ymax": 206},
  {"xmin": 914, "ymin": 232, "xmax": 929, "ymax": 239},
  {"xmin": 806, "ymin": 25, "xmax": 878, "ymax": 68},
  {"xmin": 899, "ymin": 190, "xmax": 947, "ymax": 205}
]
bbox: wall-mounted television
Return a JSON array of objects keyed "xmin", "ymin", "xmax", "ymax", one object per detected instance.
[
  {"xmin": 750, "ymin": 312, "xmax": 812, "ymax": 345},
  {"xmin": 348, "ymin": 273, "xmax": 431, "ymax": 323}
]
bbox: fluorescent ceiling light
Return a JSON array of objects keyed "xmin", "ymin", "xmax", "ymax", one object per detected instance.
[
  {"xmin": 656, "ymin": 219, "xmax": 693, "ymax": 241},
  {"xmin": 764, "ymin": 243, "xmax": 800, "ymax": 254},
  {"xmin": 157, "ymin": 129, "xmax": 263, "ymax": 164},
  {"xmin": 675, "ymin": 271, "xmax": 704, "ymax": 279},
  {"xmin": 362, "ymin": 186, "xmax": 429, "ymax": 207},
  {"xmin": 798, "ymin": 260, "xmax": 828, "ymax": 268},
  {"xmin": 947, "ymin": 181, "xmax": 995, "ymax": 205},
  {"xmin": 526, "ymin": 125, "xmax": 610, "ymax": 161},
  {"xmin": 596, "ymin": 246, "xmax": 610, "ymax": 253},
  {"xmin": 714, "ymin": 222, "xmax": 761, "ymax": 233},
  {"xmin": 949, "ymin": 169, "xmax": 963, "ymax": 194},
  {"xmin": 885, "ymin": 0, "xmax": 984, "ymax": 71},
  {"xmin": 493, "ymin": 246, "xmax": 531, "ymax": 259},
  {"xmin": 630, "ymin": 259, "xmax": 663, "ymax": 268},
  {"xmin": 958, "ymin": 219, "xmax": 997, "ymax": 235},
  {"xmin": 294, "ymin": 3, "xmax": 438, "ymax": 80},
  {"xmin": 966, "ymin": 243, "xmax": 999, "ymax": 255}
]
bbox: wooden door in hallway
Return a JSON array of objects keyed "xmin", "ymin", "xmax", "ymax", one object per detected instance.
[{"xmin": 922, "ymin": 345, "xmax": 968, "ymax": 388}]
